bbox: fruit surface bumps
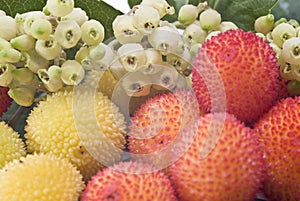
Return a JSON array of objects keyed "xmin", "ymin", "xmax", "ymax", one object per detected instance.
[
  {"xmin": 0, "ymin": 121, "xmax": 26, "ymax": 168},
  {"xmin": 254, "ymin": 96, "xmax": 300, "ymax": 201},
  {"xmin": 81, "ymin": 161, "xmax": 178, "ymax": 201},
  {"xmin": 0, "ymin": 153, "xmax": 84, "ymax": 201},
  {"xmin": 168, "ymin": 113, "xmax": 264, "ymax": 201},
  {"xmin": 192, "ymin": 29, "xmax": 280, "ymax": 124},
  {"xmin": 0, "ymin": 86, "xmax": 12, "ymax": 117},
  {"xmin": 25, "ymin": 88, "xmax": 127, "ymax": 180}
]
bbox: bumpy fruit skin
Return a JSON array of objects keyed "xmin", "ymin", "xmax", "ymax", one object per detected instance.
[
  {"xmin": 25, "ymin": 88, "xmax": 127, "ymax": 181},
  {"xmin": 0, "ymin": 153, "xmax": 84, "ymax": 201},
  {"xmin": 81, "ymin": 161, "xmax": 178, "ymax": 201},
  {"xmin": 0, "ymin": 121, "xmax": 26, "ymax": 168},
  {"xmin": 0, "ymin": 86, "xmax": 12, "ymax": 116},
  {"xmin": 128, "ymin": 90, "xmax": 202, "ymax": 154},
  {"xmin": 168, "ymin": 113, "xmax": 264, "ymax": 201},
  {"xmin": 254, "ymin": 97, "xmax": 300, "ymax": 201},
  {"xmin": 192, "ymin": 29, "xmax": 280, "ymax": 124}
]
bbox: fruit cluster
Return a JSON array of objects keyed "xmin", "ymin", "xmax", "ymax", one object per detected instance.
[{"xmin": 0, "ymin": 0, "xmax": 299, "ymax": 201}]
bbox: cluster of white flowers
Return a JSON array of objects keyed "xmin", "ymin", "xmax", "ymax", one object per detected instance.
[
  {"xmin": 254, "ymin": 14, "xmax": 300, "ymax": 95},
  {"xmin": 0, "ymin": 0, "xmax": 105, "ymax": 106}
]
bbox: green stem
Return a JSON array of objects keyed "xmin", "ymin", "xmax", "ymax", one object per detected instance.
[
  {"xmin": 213, "ymin": 0, "xmax": 220, "ymax": 9},
  {"xmin": 6, "ymin": 105, "xmax": 25, "ymax": 128}
]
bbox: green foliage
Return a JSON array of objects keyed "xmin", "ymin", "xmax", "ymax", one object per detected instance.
[
  {"xmin": 214, "ymin": 0, "xmax": 279, "ymax": 31},
  {"xmin": 0, "ymin": 0, "xmax": 122, "ymax": 40},
  {"xmin": 272, "ymin": 0, "xmax": 300, "ymax": 21}
]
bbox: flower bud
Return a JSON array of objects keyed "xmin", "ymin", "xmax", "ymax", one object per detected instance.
[
  {"xmin": 0, "ymin": 64, "xmax": 15, "ymax": 86},
  {"xmin": 133, "ymin": 5, "xmax": 161, "ymax": 35},
  {"xmin": 10, "ymin": 34, "xmax": 36, "ymax": 51},
  {"xmin": 282, "ymin": 37, "xmax": 300, "ymax": 65},
  {"xmin": 183, "ymin": 23, "xmax": 206, "ymax": 47},
  {"xmin": 121, "ymin": 71, "xmax": 151, "ymax": 97},
  {"xmin": 12, "ymin": 67, "xmax": 34, "ymax": 83},
  {"xmin": 149, "ymin": 25, "xmax": 184, "ymax": 55},
  {"xmin": 30, "ymin": 18, "xmax": 52, "ymax": 40},
  {"xmin": 271, "ymin": 23, "xmax": 296, "ymax": 48},
  {"xmin": 24, "ymin": 49, "xmax": 50, "ymax": 73},
  {"xmin": 61, "ymin": 60, "xmax": 85, "ymax": 85},
  {"xmin": 38, "ymin": 65, "xmax": 63, "ymax": 92},
  {"xmin": 288, "ymin": 19, "xmax": 299, "ymax": 28},
  {"xmin": 35, "ymin": 35, "xmax": 61, "ymax": 60},
  {"xmin": 151, "ymin": 66, "xmax": 179, "ymax": 90},
  {"xmin": 23, "ymin": 11, "xmax": 47, "ymax": 36},
  {"xmin": 0, "ymin": 37, "xmax": 12, "ymax": 51},
  {"xmin": 178, "ymin": 5, "xmax": 199, "ymax": 25},
  {"xmin": 205, "ymin": 31, "xmax": 221, "ymax": 41},
  {"xmin": 54, "ymin": 20, "xmax": 82, "ymax": 49},
  {"xmin": 0, "ymin": 10, "xmax": 5, "ymax": 16},
  {"xmin": 166, "ymin": 47, "xmax": 191, "ymax": 75},
  {"xmin": 0, "ymin": 16, "xmax": 18, "ymax": 40},
  {"xmin": 254, "ymin": 14, "xmax": 274, "ymax": 35},
  {"xmin": 113, "ymin": 15, "xmax": 143, "ymax": 44},
  {"xmin": 117, "ymin": 43, "xmax": 147, "ymax": 72},
  {"xmin": 199, "ymin": 8, "xmax": 221, "ymax": 31},
  {"xmin": 46, "ymin": 0, "xmax": 74, "ymax": 17},
  {"xmin": 0, "ymin": 48, "xmax": 22, "ymax": 63},
  {"xmin": 61, "ymin": 7, "xmax": 88, "ymax": 26},
  {"xmin": 89, "ymin": 44, "xmax": 106, "ymax": 61},
  {"xmin": 219, "ymin": 21, "xmax": 238, "ymax": 32},
  {"xmin": 274, "ymin": 17, "xmax": 287, "ymax": 27},
  {"xmin": 141, "ymin": 48, "xmax": 164, "ymax": 75},
  {"xmin": 141, "ymin": 0, "xmax": 175, "ymax": 17},
  {"xmin": 75, "ymin": 46, "xmax": 89, "ymax": 64},
  {"xmin": 81, "ymin": 19, "xmax": 105, "ymax": 46},
  {"xmin": 287, "ymin": 80, "xmax": 300, "ymax": 96},
  {"xmin": 8, "ymin": 87, "xmax": 35, "ymax": 107}
]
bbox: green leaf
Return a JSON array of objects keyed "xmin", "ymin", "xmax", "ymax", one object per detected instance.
[
  {"xmin": 272, "ymin": 0, "xmax": 300, "ymax": 22},
  {"xmin": 128, "ymin": 0, "xmax": 142, "ymax": 8},
  {"xmin": 214, "ymin": 0, "xmax": 279, "ymax": 31},
  {"xmin": 0, "ymin": 0, "xmax": 122, "ymax": 40}
]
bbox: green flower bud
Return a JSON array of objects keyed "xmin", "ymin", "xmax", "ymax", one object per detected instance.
[
  {"xmin": 35, "ymin": 35, "xmax": 61, "ymax": 60},
  {"xmin": 287, "ymin": 80, "xmax": 300, "ymax": 96},
  {"xmin": 61, "ymin": 7, "xmax": 88, "ymax": 26},
  {"xmin": 30, "ymin": 19, "xmax": 52, "ymax": 40},
  {"xmin": 89, "ymin": 44, "xmax": 106, "ymax": 61},
  {"xmin": 0, "ymin": 16, "xmax": 18, "ymax": 40},
  {"xmin": 178, "ymin": 5, "xmax": 199, "ymax": 25},
  {"xmin": 23, "ymin": 49, "xmax": 50, "ymax": 73},
  {"xmin": 54, "ymin": 20, "xmax": 82, "ymax": 49},
  {"xmin": 12, "ymin": 67, "xmax": 34, "ymax": 83},
  {"xmin": 0, "ymin": 64, "xmax": 16, "ymax": 86},
  {"xmin": 0, "ymin": 48, "xmax": 22, "ymax": 63},
  {"xmin": 288, "ymin": 19, "xmax": 299, "ymax": 28},
  {"xmin": 282, "ymin": 37, "xmax": 300, "ymax": 65},
  {"xmin": 271, "ymin": 22, "xmax": 296, "ymax": 48},
  {"xmin": 8, "ymin": 87, "xmax": 35, "ymax": 107},
  {"xmin": 46, "ymin": 0, "xmax": 74, "ymax": 17},
  {"xmin": 199, "ymin": 8, "xmax": 221, "ymax": 31},
  {"xmin": 10, "ymin": 34, "xmax": 36, "ymax": 51},
  {"xmin": 61, "ymin": 60, "xmax": 85, "ymax": 85},
  {"xmin": 254, "ymin": 14, "xmax": 274, "ymax": 35},
  {"xmin": 274, "ymin": 17, "xmax": 287, "ymax": 27},
  {"xmin": 81, "ymin": 19, "xmax": 105, "ymax": 46}
]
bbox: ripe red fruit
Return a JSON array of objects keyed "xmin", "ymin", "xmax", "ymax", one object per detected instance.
[
  {"xmin": 254, "ymin": 96, "xmax": 300, "ymax": 201},
  {"xmin": 81, "ymin": 161, "xmax": 178, "ymax": 201},
  {"xmin": 0, "ymin": 86, "xmax": 12, "ymax": 117},
  {"xmin": 192, "ymin": 29, "xmax": 280, "ymax": 124},
  {"xmin": 168, "ymin": 113, "xmax": 264, "ymax": 201}
]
